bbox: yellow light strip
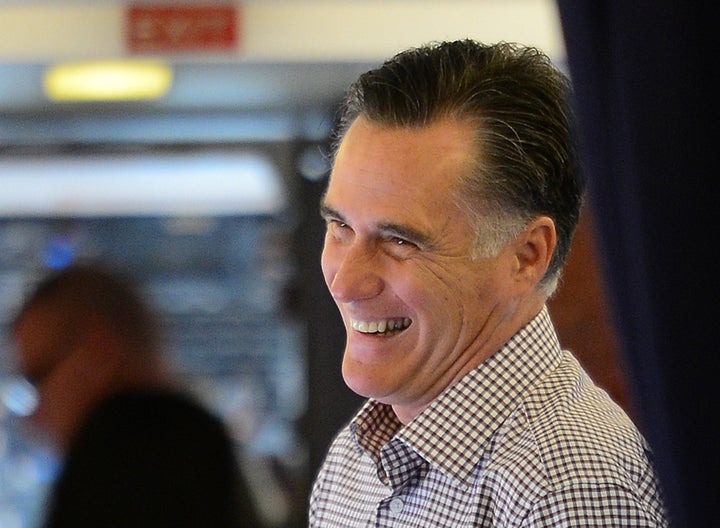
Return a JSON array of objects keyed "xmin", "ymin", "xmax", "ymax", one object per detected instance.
[{"xmin": 44, "ymin": 60, "xmax": 173, "ymax": 101}]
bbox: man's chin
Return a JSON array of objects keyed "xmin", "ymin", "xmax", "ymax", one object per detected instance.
[{"xmin": 341, "ymin": 357, "xmax": 389, "ymax": 400}]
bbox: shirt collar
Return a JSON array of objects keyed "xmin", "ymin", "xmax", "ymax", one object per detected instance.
[{"xmin": 350, "ymin": 306, "xmax": 563, "ymax": 487}]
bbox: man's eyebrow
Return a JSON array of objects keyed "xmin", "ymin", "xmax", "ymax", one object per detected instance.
[
  {"xmin": 377, "ymin": 222, "xmax": 433, "ymax": 247},
  {"xmin": 319, "ymin": 201, "xmax": 344, "ymax": 222},
  {"xmin": 320, "ymin": 198, "xmax": 433, "ymax": 248}
]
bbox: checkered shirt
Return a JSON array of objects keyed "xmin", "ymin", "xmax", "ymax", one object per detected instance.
[{"xmin": 309, "ymin": 307, "xmax": 669, "ymax": 527}]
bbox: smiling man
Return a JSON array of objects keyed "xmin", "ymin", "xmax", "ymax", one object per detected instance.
[{"xmin": 309, "ymin": 40, "xmax": 668, "ymax": 527}]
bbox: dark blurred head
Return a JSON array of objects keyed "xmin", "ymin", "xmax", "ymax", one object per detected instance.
[{"xmin": 11, "ymin": 263, "xmax": 161, "ymax": 386}]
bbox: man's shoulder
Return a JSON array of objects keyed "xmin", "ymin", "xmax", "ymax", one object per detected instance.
[{"xmin": 516, "ymin": 351, "xmax": 653, "ymax": 484}]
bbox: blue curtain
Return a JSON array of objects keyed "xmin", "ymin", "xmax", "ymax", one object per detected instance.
[{"xmin": 557, "ymin": 2, "xmax": 716, "ymax": 526}]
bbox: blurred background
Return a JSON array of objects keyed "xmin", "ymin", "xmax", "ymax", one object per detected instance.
[{"xmin": 0, "ymin": 1, "xmax": 644, "ymax": 527}]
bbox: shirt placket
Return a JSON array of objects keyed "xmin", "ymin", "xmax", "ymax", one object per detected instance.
[{"xmin": 372, "ymin": 439, "xmax": 427, "ymax": 527}]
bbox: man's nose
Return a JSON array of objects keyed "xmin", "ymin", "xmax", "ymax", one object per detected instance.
[{"xmin": 325, "ymin": 242, "xmax": 384, "ymax": 303}]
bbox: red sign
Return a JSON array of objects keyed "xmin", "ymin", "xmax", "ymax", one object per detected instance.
[{"xmin": 126, "ymin": 4, "xmax": 239, "ymax": 53}]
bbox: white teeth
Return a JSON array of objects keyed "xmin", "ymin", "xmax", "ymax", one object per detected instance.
[{"xmin": 351, "ymin": 318, "xmax": 411, "ymax": 334}]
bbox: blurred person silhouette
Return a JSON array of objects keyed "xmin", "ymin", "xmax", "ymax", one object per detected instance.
[
  {"xmin": 309, "ymin": 40, "xmax": 668, "ymax": 526},
  {"xmin": 10, "ymin": 262, "xmax": 261, "ymax": 528}
]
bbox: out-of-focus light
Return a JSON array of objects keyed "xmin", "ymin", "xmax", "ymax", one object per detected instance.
[
  {"xmin": 2, "ymin": 378, "xmax": 39, "ymax": 417},
  {"xmin": 43, "ymin": 234, "xmax": 76, "ymax": 269},
  {"xmin": 43, "ymin": 60, "xmax": 173, "ymax": 101},
  {"xmin": 0, "ymin": 151, "xmax": 285, "ymax": 217}
]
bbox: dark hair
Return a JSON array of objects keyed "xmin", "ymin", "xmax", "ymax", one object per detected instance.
[
  {"xmin": 13, "ymin": 263, "xmax": 161, "ymax": 355},
  {"xmin": 332, "ymin": 39, "xmax": 584, "ymax": 292}
]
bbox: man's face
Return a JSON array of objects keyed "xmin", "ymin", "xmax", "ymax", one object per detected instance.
[
  {"xmin": 13, "ymin": 303, "xmax": 73, "ymax": 388},
  {"xmin": 320, "ymin": 116, "xmax": 521, "ymax": 422}
]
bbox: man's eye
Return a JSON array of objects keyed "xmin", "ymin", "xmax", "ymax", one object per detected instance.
[
  {"xmin": 385, "ymin": 236, "xmax": 417, "ymax": 253},
  {"xmin": 329, "ymin": 220, "xmax": 348, "ymax": 230},
  {"xmin": 385, "ymin": 234, "xmax": 414, "ymax": 247},
  {"xmin": 326, "ymin": 220, "xmax": 352, "ymax": 240}
]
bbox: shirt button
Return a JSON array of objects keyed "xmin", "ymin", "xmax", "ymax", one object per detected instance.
[{"xmin": 389, "ymin": 497, "xmax": 404, "ymax": 515}]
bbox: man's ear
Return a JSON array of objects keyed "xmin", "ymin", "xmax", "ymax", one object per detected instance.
[{"xmin": 511, "ymin": 216, "xmax": 556, "ymax": 287}]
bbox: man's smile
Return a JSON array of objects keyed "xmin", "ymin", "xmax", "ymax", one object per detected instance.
[{"xmin": 349, "ymin": 317, "xmax": 412, "ymax": 335}]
